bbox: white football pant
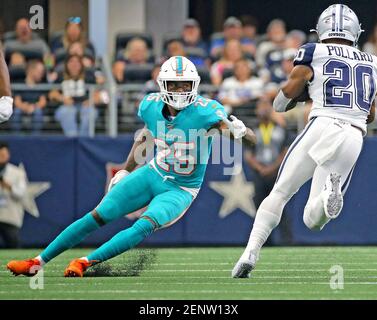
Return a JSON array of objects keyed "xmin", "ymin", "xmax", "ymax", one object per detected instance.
[{"xmin": 242, "ymin": 116, "xmax": 363, "ymax": 257}]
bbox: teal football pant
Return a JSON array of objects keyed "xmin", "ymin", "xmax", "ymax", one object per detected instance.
[
  {"xmin": 40, "ymin": 164, "xmax": 193, "ymax": 263},
  {"xmin": 95, "ymin": 164, "xmax": 193, "ymax": 227}
]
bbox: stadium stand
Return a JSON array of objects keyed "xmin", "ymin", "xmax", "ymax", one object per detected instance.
[{"xmin": 1, "ymin": 14, "xmax": 375, "ymax": 137}]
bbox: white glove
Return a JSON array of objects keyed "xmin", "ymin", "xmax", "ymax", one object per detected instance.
[
  {"xmin": 226, "ymin": 115, "xmax": 247, "ymax": 139},
  {"xmin": 107, "ymin": 169, "xmax": 129, "ymax": 192},
  {"xmin": 0, "ymin": 96, "xmax": 13, "ymax": 123}
]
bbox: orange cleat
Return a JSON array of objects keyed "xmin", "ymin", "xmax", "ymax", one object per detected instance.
[
  {"xmin": 7, "ymin": 258, "xmax": 42, "ymax": 276},
  {"xmin": 64, "ymin": 258, "xmax": 96, "ymax": 277}
]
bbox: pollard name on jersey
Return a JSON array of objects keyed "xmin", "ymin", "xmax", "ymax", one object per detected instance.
[
  {"xmin": 294, "ymin": 42, "xmax": 377, "ymax": 134},
  {"xmin": 138, "ymin": 93, "xmax": 227, "ymax": 188}
]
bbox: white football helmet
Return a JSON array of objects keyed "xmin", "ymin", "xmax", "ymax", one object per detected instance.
[
  {"xmin": 311, "ymin": 4, "xmax": 364, "ymax": 46},
  {"xmin": 157, "ymin": 56, "xmax": 201, "ymax": 110}
]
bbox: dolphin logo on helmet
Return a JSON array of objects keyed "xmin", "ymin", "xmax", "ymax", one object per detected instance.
[
  {"xmin": 311, "ymin": 4, "xmax": 364, "ymax": 46},
  {"xmin": 157, "ymin": 56, "xmax": 201, "ymax": 110}
]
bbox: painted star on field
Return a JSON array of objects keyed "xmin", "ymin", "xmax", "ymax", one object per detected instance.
[{"xmin": 209, "ymin": 167, "xmax": 256, "ymax": 219}]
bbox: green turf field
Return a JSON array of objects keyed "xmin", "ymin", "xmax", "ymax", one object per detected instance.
[{"xmin": 0, "ymin": 247, "xmax": 376, "ymax": 300}]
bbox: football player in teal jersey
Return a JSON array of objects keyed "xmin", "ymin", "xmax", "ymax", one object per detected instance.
[{"xmin": 7, "ymin": 56, "xmax": 256, "ymax": 277}]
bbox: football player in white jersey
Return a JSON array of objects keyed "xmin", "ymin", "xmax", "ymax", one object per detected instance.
[{"xmin": 233, "ymin": 4, "xmax": 377, "ymax": 278}]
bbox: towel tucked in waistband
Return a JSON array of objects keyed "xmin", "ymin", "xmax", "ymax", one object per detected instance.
[{"xmin": 308, "ymin": 119, "xmax": 348, "ymax": 166}]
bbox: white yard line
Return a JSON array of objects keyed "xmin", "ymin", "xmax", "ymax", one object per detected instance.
[
  {"xmin": 148, "ymin": 262, "xmax": 377, "ymax": 266},
  {"xmin": 4, "ymin": 259, "xmax": 374, "ymax": 266},
  {"xmin": 122, "ymin": 275, "xmax": 377, "ymax": 279},
  {"xmin": 1, "ymin": 289, "xmax": 376, "ymax": 295},
  {"xmin": 113, "ymin": 268, "xmax": 377, "ymax": 272},
  {"xmin": 1, "ymin": 267, "xmax": 377, "ymax": 274},
  {"xmin": 2, "ymin": 277, "xmax": 376, "ymax": 283}
]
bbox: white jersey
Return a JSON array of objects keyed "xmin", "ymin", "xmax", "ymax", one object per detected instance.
[{"xmin": 294, "ymin": 42, "xmax": 377, "ymax": 134}]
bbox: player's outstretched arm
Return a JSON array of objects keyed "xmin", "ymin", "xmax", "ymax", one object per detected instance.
[
  {"xmin": 108, "ymin": 126, "xmax": 152, "ymax": 191},
  {"xmin": 0, "ymin": 49, "xmax": 13, "ymax": 122},
  {"xmin": 273, "ymin": 65, "xmax": 313, "ymax": 113},
  {"xmin": 124, "ymin": 126, "xmax": 152, "ymax": 172},
  {"xmin": 243, "ymin": 127, "xmax": 257, "ymax": 147},
  {"xmin": 215, "ymin": 117, "xmax": 257, "ymax": 148}
]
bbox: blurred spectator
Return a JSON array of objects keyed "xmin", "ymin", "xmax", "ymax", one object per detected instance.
[
  {"xmin": 113, "ymin": 37, "xmax": 150, "ymax": 83},
  {"xmin": 285, "ymin": 30, "xmax": 306, "ymax": 50},
  {"xmin": 9, "ymin": 52, "xmax": 26, "ymax": 67},
  {"xmin": 49, "ymin": 41, "xmax": 99, "ymax": 84},
  {"xmin": 181, "ymin": 19, "xmax": 208, "ymax": 67},
  {"xmin": 67, "ymin": 41, "xmax": 94, "ymax": 68},
  {"xmin": 240, "ymin": 15, "xmax": 258, "ymax": 56},
  {"xmin": 181, "ymin": 19, "xmax": 208, "ymax": 53},
  {"xmin": 141, "ymin": 64, "xmax": 160, "ymax": 95},
  {"xmin": 11, "ymin": 60, "xmax": 46, "ymax": 133},
  {"xmin": 255, "ymin": 19, "xmax": 287, "ymax": 68},
  {"xmin": 54, "ymin": 41, "xmax": 95, "ymax": 70},
  {"xmin": 363, "ymin": 23, "xmax": 377, "ymax": 55},
  {"xmin": 244, "ymin": 100, "xmax": 291, "ymax": 244},
  {"xmin": 161, "ymin": 38, "xmax": 208, "ymax": 68},
  {"xmin": 259, "ymin": 28, "xmax": 300, "ymax": 84},
  {"xmin": 166, "ymin": 39, "xmax": 186, "ymax": 58},
  {"xmin": 116, "ymin": 37, "xmax": 150, "ymax": 64},
  {"xmin": 280, "ymin": 49, "xmax": 296, "ymax": 80},
  {"xmin": 210, "ymin": 39, "xmax": 244, "ymax": 85},
  {"xmin": 210, "ymin": 17, "xmax": 255, "ymax": 59},
  {"xmin": 264, "ymin": 49, "xmax": 310, "ymax": 129},
  {"xmin": 136, "ymin": 64, "xmax": 161, "ymax": 107},
  {"xmin": 51, "ymin": 55, "xmax": 97, "ymax": 136},
  {"xmin": 245, "ymin": 98, "xmax": 288, "ymax": 191},
  {"xmin": 240, "ymin": 15, "xmax": 259, "ymax": 41},
  {"xmin": 265, "ymin": 48, "xmax": 297, "ymax": 86},
  {"xmin": 51, "ymin": 17, "xmax": 94, "ymax": 55},
  {"xmin": 0, "ymin": 142, "xmax": 27, "ymax": 248},
  {"xmin": 4, "ymin": 18, "xmax": 50, "ymax": 60},
  {"xmin": 218, "ymin": 59, "xmax": 264, "ymax": 113}
]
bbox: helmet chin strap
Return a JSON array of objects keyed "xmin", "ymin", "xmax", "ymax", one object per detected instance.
[
  {"xmin": 172, "ymin": 95, "xmax": 187, "ymax": 110},
  {"xmin": 162, "ymin": 91, "xmax": 197, "ymax": 110}
]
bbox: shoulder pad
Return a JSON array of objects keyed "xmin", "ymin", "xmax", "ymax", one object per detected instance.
[
  {"xmin": 293, "ymin": 43, "xmax": 316, "ymax": 67},
  {"xmin": 138, "ymin": 93, "xmax": 161, "ymax": 121}
]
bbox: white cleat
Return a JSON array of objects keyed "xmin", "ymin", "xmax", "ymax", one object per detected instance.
[
  {"xmin": 232, "ymin": 251, "xmax": 258, "ymax": 278},
  {"xmin": 323, "ymin": 173, "xmax": 343, "ymax": 219}
]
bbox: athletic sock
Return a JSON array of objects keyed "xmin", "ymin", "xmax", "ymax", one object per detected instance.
[
  {"xmin": 241, "ymin": 208, "xmax": 281, "ymax": 260},
  {"xmin": 34, "ymin": 255, "xmax": 45, "ymax": 266},
  {"xmin": 240, "ymin": 190, "xmax": 288, "ymax": 260},
  {"xmin": 40, "ymin": 212, "xmax": 100, "ymax": 263},
  {"xmin": 86, "ymin": 218, "xmax": 154, "ymax": 263}
]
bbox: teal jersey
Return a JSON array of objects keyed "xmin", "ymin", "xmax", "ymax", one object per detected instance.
[{"xmin": 138, "ymin": 93, "xmax": 227, "ymax": 188}]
